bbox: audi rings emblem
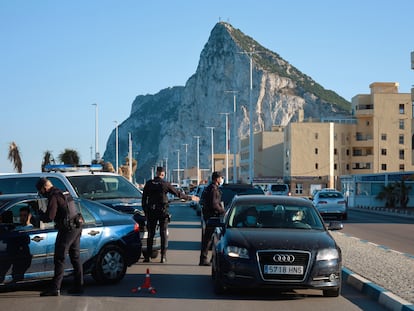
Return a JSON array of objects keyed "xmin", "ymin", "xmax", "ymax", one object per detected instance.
[{"xmin": 273, "ymin": 254, "xmax": 295, "ymax": 263}]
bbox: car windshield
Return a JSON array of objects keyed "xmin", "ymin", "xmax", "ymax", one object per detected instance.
[
  {"xmin": 67, "ymin": 175, "xmax": 142, "ymax": 200},
  {"xmin": 220, "ymin": 186, "xmax": 265, "ymax": 208},
  {"xmin": 227, "ymin": 203, "xmax": 324, "ymax": 230},
  {"xmin": 271, "ymin": 184, "xmax": 287, "ymax": 191}
]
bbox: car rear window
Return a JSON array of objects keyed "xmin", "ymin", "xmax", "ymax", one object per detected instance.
[
  {"xmin": 271, "ymin": 184, "xmax": 288, "ymax": 192},
  {"xmin": 318, "ymin": 192, "xmax": 343, "ymax": 199},
  {"xmin": 0, "ymin": 176, "xmax": 68, "ymax": 194}
]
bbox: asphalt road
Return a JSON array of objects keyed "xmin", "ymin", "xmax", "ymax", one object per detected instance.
[
  {"xmin": 341, "ymin": 208, "xmax": 414, "ymax": 255},
  {"xmin": 0, "ymin": 202, "xmax": 388, "ymax": 311}
]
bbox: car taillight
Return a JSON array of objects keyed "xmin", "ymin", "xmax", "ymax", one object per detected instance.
[
  {"xmin": 318, "ymin": 201, "xmax": 328, "ymax": 204},
  {"xmin": 338, "ymin": 201, "xmax": 346, "ymax": 205},
  {"xmin": 134, "ymin": 223, "xmax": 140, "ymax": 232}
]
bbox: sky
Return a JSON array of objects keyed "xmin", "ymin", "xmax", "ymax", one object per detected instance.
[{"xmin": 1, "ymin": 0, "xmax": 413, "ymax": 173}]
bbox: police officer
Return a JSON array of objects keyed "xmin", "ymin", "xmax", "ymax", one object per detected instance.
[
  {"xmin": 36, "ymin": 178, "xmax": 83, "ymax": 296},
  {"xmin": 142, "ymin": 166, "xmax": 198, "ymax": 263},
  {"xmin": 199, "ymin": 171, "xmax": 225, "ymax": 266}
]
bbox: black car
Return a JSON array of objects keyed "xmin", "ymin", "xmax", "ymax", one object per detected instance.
[{"xmin": 209, "ymin": 195, "xmax": 343, "ymax": 297}]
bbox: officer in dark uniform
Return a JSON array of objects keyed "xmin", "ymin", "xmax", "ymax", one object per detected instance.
[
  {"xmin": 142, "ymin": 166, "xmax": 198, "ymax": 263},
  {"xmin": 36, "ymin": 178, "xmax": 83, "ymax": 296},
  {"xmin": 199, "ymin": 171, "xmax": 225, "ymax": 266}
]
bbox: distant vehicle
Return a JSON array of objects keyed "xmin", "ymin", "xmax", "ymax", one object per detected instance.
[
  {"xmin": 265, "ymin": 183, "xmax": 291, "ymax": 196},
  {"xmin": 0, "ymin": 194, "xmax": 141, "ymax": 286},
  {"xmin": 208, "ymin": 194, "xmax": 343, "ymax": 296},
  {"xmin": 191, "ymin": 184, "xmax": 207, "ymax": 216},
  {"xmin": 0, "ymin": 165, "xmax": 161, "ymax": 259},
  {"xmin": 312, "ymin": 190, "xmax": 347, "ymax": 220}
]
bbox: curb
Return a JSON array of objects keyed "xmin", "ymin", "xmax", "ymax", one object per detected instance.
[{"xmin": 342, "ymin": 267, "xmax": 414, "ymax": 311}]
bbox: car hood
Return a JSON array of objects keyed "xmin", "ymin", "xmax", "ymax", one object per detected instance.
[
  {"xmin": 97, "ymin": 198, "xmax": 142, "ymax": 214},
  {"xmin": 225, "ymin": 228, "xmax": 337, "ymax": 251}
]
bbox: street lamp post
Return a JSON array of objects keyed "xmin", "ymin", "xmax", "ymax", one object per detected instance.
[
  {"xmin": 194, "ymin": 136, "xmax": 201, "ymax": 185},
  {"xmin": 206, "ymin": 127, "xmax": 215, "ymax": 173},
  {"xmin": 128, "ymin": 132, "xmax": 132, "ymax": 182},
  {"xmin": 182, "ymin": 143, "xmax": 188, "ymax": 178},
  {"xmin": 114, "ymin": 121, "xmax": 119, "ymax": 173},
  {"xmin": 220, "ymin": 113, "xmax": 230, "ymax": 183},
  {"xmin": 92, "ymin": 103, "xmax": 99, "ymax": 162},
  {"xmin": 175, "ymin": 149, "xmax": 180, "ymax": 185},
  {"xmin": 225, "ymin": 90, "xmax": 238, "ymax": 183}
]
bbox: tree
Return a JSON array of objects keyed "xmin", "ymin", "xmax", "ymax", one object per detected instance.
[
  {"xmin": 41, "ymin": 150, "xmax": 55, "ymax": 172},
  {"xmin": 8, "ymin": 141, "xmax": 22, "ymax": 173},
  {"xmin": 376, "ymin": 183, "xmax": 397, "ymax": 208},
  {"xmin": 58, "ymin": 149, "xmax": 80, "ymax": 165},
  {"xmin": 395, "ymin": 179, "xmax": 412, "ymax": 209}
]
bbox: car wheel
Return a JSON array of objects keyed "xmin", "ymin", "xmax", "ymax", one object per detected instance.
[
  {"xmin": 323, "ymin": 287, "xmax": 340, "ymax": 297},
  {"xmin": 92, "ymin": 245, "xmax": 127, "ymax": 284},
  {"xmin": 213, "ymin": 264, "xmax": 226, "ymax": 294}
]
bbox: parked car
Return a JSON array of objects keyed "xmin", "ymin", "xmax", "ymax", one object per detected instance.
[
  {"xmin": 208, "ymin": 195, "xmax": 343, "ymax": 297},
  {"xmin": 0, "ymin": 165, "xmax": 161, "ymax": 259},
  {"xmin": 265, "ymin": 183, "xmax": 291, "ymax": 196},
  {"xmin": 191, "ymin": 184, "xmax": 207, "ymax": 216},
  {"xmin": 0, "ymin": 194, "xmax": 141, "ymax": 286},
  {"xmin": 312, "ymin": 189, "xmax": 347, "ymax": 220}
]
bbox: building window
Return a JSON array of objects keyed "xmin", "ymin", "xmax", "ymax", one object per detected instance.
[
  {"xmin": 315, "ymin": 133, "xmax": 318, "ymax": 139},
  {"xmin": 399, "ymin": 149, "xmax": 405, "ymax": 159},
  {"xmin": 399, "ymin": 134, "xmax": 404, "ymax": 144},
  {"xmin": 400, "ymin": 164, "xmax": 405, "ymax": 170},
  {"xmin": 381, "ymin": 149, "xmax": 387, "ymax": 155},
  {"xmin": 334, "ymin": 163, "xmax": 337, "ymax": 170},
  {"xmin": 346, "ymin": 164, "xmax": 350, "ymax": 170},
  {"xmin": 381, "ymin": 164, "xmax": 387, "ymax": 170},
  {"xmin": 315, "ymin": 148, "xmax": 318, "ymax": 154},
  {"xmin": 315, "ymin": 163, "xmax": 318, "ymax": 169},
  {"xmin": 399, "ymin": 104, "xmax": 405, "ymax": 114},
  {"xmin": 346, "ymin": 149, "xmax": 350, "ymax": 156},
  {"xmin": 334, "ymin": 148, "xmax": 337, "ymax": 155},
  {"xmin": 381, "ymin": 134, "xmax": 387, "ymax": 141},
  {"xmin": 399, "ymin": 119, "xmax": 405, "ymax": 130},
  {"xmin": 295, "ymin": 184, "xmax": 303, "ymax": 195}
]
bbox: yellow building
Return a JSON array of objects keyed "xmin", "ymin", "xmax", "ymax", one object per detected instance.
[
  {"xmin": 238, "ymin": 82, "xmax": 412, "ymax": 197},
  {"xmin": 351, "ymin": 82, "xmax": 413, "ymax": 173}
]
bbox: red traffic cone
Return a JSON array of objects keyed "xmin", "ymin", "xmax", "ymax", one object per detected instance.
[{"xmin": 131, "ymin": 268, "xmax": 156, "ymax": 294}]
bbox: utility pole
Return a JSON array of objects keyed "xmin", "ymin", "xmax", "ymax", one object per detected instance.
[
  {"xmin": 225, "ymin": 90, "xmax": 238, "ymax": 183},
  {"xmin": 206, "ymin": 127, "xmax": 215, "ymax": 173}
]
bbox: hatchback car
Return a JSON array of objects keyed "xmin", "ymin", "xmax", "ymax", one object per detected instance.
[
  {"xmin": 209, "ymin": 195, "xmax": 343, "ymax": 297},
  {"xmin": 0, "ymin": 194, "xmax": 141, "ymax": 286},
  {"xmin": 312, "ymin": 190, "xmax": 347, "ymax": 220}
]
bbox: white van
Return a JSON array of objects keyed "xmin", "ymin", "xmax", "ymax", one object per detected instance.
[{"xmin": 266, "ymin": 183, "xmax": 290, "ymax": 196}]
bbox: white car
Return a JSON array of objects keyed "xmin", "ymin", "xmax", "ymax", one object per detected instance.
[{"xmin": 312, "ymin": 190, "xmax": 347, "ymax": 220}]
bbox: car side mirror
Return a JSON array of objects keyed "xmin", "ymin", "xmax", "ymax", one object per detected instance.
[{"xmin": 326, "ymin": 221, "xmax": 344, "ymax": 231}]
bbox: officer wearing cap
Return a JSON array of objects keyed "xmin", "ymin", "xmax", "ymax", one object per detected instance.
[
  {"xmin": 199, "ymin": 171, "xmax": 225, "ymax": 266},
  {"xmin": 142, "ymin": 166, "xmax": 198, "ymax": 263},
  {"xmin": 35, "ymin": 177, "xmax": 83, "ymax": 296}
]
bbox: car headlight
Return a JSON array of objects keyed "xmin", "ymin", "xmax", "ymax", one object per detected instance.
[
  {"xmin": 316, "ymin": 248, "xmax": 339, "ymax": 261},
  {"xmin": 225, "ymin": 246, "xmax": 250, "ymax": 259}
]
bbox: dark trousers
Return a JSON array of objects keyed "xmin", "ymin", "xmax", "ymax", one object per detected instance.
[
  {"xmin": 200, "ymin": 225, "xmax": 215, "ymax": 263},
  {"xmin": 52, "ymin": 227, "xmax": 83, "ymax": 290},
  {"xmin": 146, "ymin": 211, "xmax": 168, "ymax": 258}
]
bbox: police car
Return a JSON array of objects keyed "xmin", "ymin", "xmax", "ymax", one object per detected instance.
[{"xmin": 0, "ymin": 164, "xmax": 161, "ymax": 259}]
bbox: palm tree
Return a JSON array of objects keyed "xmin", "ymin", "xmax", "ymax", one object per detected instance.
[
  {"xmin": 41, "ymin": 150, "xmax": 55, "ymax": 172},
  {"xmin": 376, "ymin": 183, "xmax": 397, "ymax": 208},
  {"xmin": 58, "ymin": 149, "xmax": 80, "ymax": 165},
  {"xmin": 8, "ymin": 141, "xmax": 22, "ymax": 173}
]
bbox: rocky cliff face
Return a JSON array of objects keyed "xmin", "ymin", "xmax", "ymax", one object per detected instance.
[{"xmin": 102, "ymin": 22, "xmax": 351, "ymax": 182}]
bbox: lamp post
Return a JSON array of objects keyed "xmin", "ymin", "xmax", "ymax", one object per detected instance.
[
  {"xmin": 225, "ymin": 90, "xmax": 238, "ymax": 183},
  {"xmin": 220, "ymin": 113, "xmax": 230, "ymax": 183},
  {"xmin": 92, "ymin": 103, "xmax": 99, "ymax": 162},
  {"xmin": 128, "ymin": 132, "xmax": 132, "ymax": 182},
  {"xmin": 114, "ymin": 121, "xmax": 119, "ymax": 173},
  {"xmin": 206, "ymin": 127, "xmax": 215, "ymax": 173},
  {"xmin": 194, "ymin": 136, "xmax": 201, "ymax": 185},
  {"xmin": 175, "ymin": 149, "xmax": 180, "ymax": 185},
  {"xmin": 182, "ymin": 143, "xmax": 188, "ymax": 178}
]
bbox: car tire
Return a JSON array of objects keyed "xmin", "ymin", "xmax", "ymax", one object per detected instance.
[
  {"xmin": 212, "ymin": 262, "xmax": 226, "ymax": 294},
  {"xmin": 323, "ymin": 287, "xmax": 340, "ymax": 297},
  {"xmin": 92, "ymin": 245, "xmax": 127, "ymax": 284}
]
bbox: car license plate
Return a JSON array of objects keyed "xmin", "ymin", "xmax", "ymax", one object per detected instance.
[{"xmin": 264, "ymin": 265, "xmax": 303, "ymax": 275}]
